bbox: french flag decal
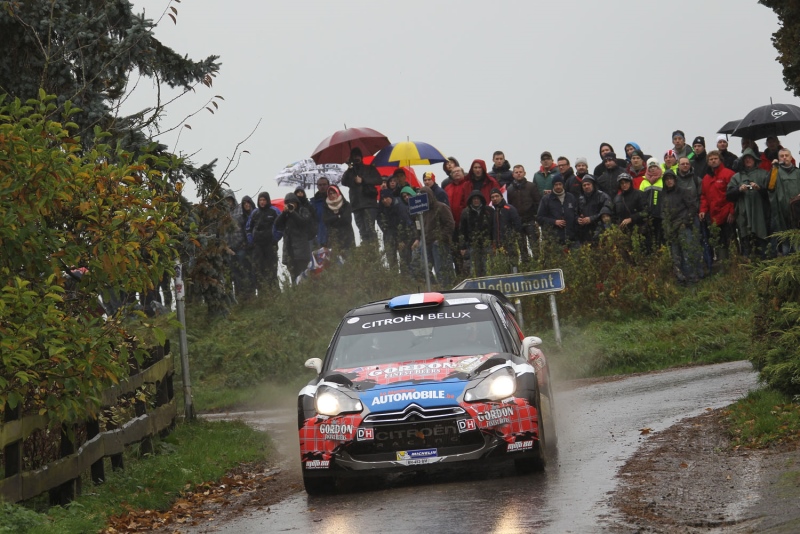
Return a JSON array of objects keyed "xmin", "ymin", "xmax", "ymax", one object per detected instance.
[{"xmin": 387, "ymin": 292, "xmax": 445, "ymax": 310}]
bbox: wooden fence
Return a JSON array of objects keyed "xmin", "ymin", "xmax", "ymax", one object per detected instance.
[{"xmin": 0, "ymin": 343, "xmax": 176, "ymax": 504}]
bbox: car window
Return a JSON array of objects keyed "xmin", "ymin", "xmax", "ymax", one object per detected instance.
[{"xmin": 328, "ymin": 306, "xmax": 503, "ymax": 369}]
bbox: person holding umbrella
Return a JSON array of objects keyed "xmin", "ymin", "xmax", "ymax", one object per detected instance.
[{"xmin": 341, "ymin": 147, "xmax": 382, "ymax": 243}]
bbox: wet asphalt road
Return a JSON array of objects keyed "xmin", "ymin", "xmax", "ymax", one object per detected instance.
[{"xmin": 200, "ymin": 361, "xmax": 758, "ymax": 533}]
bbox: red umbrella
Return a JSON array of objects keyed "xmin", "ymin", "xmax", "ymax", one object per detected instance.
[
  {"xmin": 363, "ymin": 156, "xmax": 421, "ymax": 188},
  {"xmin": 311, "ymin": 127, "xmax": 390, "ymax": 164}
]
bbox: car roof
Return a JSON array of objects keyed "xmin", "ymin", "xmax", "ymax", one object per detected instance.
[{"xmin": 342, "ymin": 290, "xmax": 515, "ymax": 318}]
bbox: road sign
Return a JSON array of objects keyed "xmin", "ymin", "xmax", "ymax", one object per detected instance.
[
  {"xmin": 453, "ymin": 269, "xmax": 565, "ymax": 298},
  {"xmin": 408, "ymin": 193, "xmax": 430, "ymax": 215}
]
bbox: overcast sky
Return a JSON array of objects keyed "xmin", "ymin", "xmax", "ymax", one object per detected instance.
[{"xmin": 128, "ymin": 0, "xmax": 796, "ymax": 203}]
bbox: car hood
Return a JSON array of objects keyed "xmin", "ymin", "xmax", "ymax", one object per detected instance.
[{"xmin": 331, "ymin": 353, "xmax": 500, "ymax": 388}]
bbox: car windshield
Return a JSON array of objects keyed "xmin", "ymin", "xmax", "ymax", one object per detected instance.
[{"xmin": 328, "ymin": 306, "xmax": 504, "ymax": 369}]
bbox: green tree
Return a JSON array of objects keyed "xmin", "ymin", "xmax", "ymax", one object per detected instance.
[
  {"xmin": 760, "ymin": 0, "xmax": 800, "ymax": 97},
  {"xmin": 752, "ymin": 231, "xmax": 800, "ymax": 399},
  {"xmin": 0, "ymin": 93, "xmax": 183, "ymax": 422},
  {"xmin": 0, "ymin": 0, "xmax": 220, "ymax": 150}
]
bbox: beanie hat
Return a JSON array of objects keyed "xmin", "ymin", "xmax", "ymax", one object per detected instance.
[
  {"xmin": 284, "ymin": 192, "xmax": 299, "ymax": 204},
  {"xmin": 663, "ymin": 169, "xmax": 677, "ymax": 181},
  {"xmin": 576, "ymin": 156, "xmax": 588, "ymax": 166},
  {"xmin": 603, "ymin": 152, "xmax": 617, "ymax": 161},
  {"xmin": 617, "ymin": 172, "xmax": 633, "ymax": 183},
  {"xmin": 664, "ymin": 149, "xmax": 677, "ymax": 159},
  {"xmin": 422, "ymin": 171, "xmax": 436, "ymax": 181},
  {"xmin": 551, "ymin": 175, "xmax": 565, "ymax": 185},
  {"xmin": 647, "ymin": 157, "xmax": 660, "ymax": 168},
  {"xmin": 692, "ymin": 136, "xmax": 705, "ymax": 147},
  {"xmin": 490, "ymin": 187, "xmax": 503, "ymax": 196},
  {"xmin": 716, "ymin": 134, "xmax": 728, "ymax": 143},
  {"xmin": 672, "ymin": 130, "xmax": 685, "ymax": 140},
  {"xmin": 400, "ymin": 186, "xmax": 416, "ymax": 197},
  {"xmin": 631, "ymin": 149, "xmax": 645, "ymax": 160},
  {"xmin": 379, "ymin": 188, "xmax": 394, "ymax": 200},
  {"xmin": 582, "ymin": 174, "xmax": 596, "ymax": 183}
]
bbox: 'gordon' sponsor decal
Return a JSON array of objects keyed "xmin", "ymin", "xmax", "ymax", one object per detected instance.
[
  {"xmin": 507, "ymin": 440, "xmax": 533, "ymax": 452},
  {"xmin": 476, "ymin": 406, "xmax": 515, "ymax": 426},
  {"xmin": 305, "ymin": 460, "xmax": 330, "ymax": 469},
  {"xmin": 368, "ymin": 361, "xmax": 457, "ymax": 378},
  {"xmin": 319, "ymin": 423, "xmax": 353, "ymax": 440}
]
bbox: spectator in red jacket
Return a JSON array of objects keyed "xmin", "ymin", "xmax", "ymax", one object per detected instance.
[
  {"xmin": 699, "ymin": 150, "xmax": 736, "ymax": 262},
  {"xmin": 467, "ymin": 159, "xmax": 502, "ymax": 204}
]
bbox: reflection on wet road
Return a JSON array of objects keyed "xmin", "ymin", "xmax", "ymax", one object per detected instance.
[{"xmin": 200, "ymin": 361, "xmax": 757, "ymax": 533}]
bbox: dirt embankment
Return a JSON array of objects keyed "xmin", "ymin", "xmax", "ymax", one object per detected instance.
[{"xmin": 607, "ymin": 408, "xmax": 800, "ymax": 533}]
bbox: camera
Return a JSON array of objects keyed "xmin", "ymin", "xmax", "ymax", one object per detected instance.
[
  {"xmin": 287, "ymin": 203, "xmax": 295, "ymax": 212},
  {"xmin": 745, "ymin": 184, "xmax": 753, "ymax": 190}
]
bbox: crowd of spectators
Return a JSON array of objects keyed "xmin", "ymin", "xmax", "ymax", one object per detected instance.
[{"xmin": 221, "ymin": 132, "xmax": 800, "ymax": 294}]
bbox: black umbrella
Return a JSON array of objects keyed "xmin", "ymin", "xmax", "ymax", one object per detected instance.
[
  {"xmin": 717, "ymin": 120, "xmax": 741, "ymax": 135},
  {"xmin": 731, "ymin": 103, "xmax": 800, "ymax": 139}
]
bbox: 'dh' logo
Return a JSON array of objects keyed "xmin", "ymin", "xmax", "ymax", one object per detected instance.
[
  {"xmin": 357, "ymin": 428, "xmax": 374, "ymax": 441},
  {"xmin": 772, "ymin": 109, "xmax": 788, "ymax": 119},
  {"xmin": 457, "ymin": 419, "xmax": 476, "ymax": 432}
]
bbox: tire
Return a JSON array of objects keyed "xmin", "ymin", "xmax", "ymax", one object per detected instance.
[
  {"xmin": 302, "ymin": 473, "xmax": 335, "ymax": 495},
  {"xmin": 539, "ymin": 391, "xmax": 559, "ymax": 454},
  {"xmin": 515, "ymin": 390, "xmax": 547, "ymax": 474}
]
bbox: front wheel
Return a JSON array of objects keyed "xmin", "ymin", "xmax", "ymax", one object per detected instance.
[{"xmin": 515, "ymin": 391, "xmax": 547, "ymax": 474}]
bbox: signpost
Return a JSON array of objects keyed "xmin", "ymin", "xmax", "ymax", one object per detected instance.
[
  {"xmin": 174, "ymin": 262, "xmax": 195, "ymax": 420},
  {"xmin": 408, "ymin": 194, "xmax": 431, "ymax": 292},
  {"xmin": 454, "ymin": 269, "xmax": 566, "ymax": 345}
]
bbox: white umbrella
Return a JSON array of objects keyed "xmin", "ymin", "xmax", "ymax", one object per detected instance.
[{"xmin": 274, "ymin": 158, "xmax": 347, "ymax": 189}]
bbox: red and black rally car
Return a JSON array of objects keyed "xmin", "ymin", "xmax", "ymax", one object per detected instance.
[{"xmin": 298, "ymin": 290, "xmax": 557, "ymax": 494}]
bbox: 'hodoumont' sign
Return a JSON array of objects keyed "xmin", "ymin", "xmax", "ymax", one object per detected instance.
[{"xmin": 453, "ymin": 269, "xmax": 565, "ymax": 298}]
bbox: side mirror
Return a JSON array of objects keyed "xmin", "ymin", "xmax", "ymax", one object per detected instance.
[
  {"xmin": 305, "ymin": 357, "xmax": 322, "ymax": 374},
  {"xmin": 522, "ymin": 336, "xmax": 542, "ymax": 349},
  {"xmin": 521, "ymin": 336, "xmax": 544, "ymax": 364}
]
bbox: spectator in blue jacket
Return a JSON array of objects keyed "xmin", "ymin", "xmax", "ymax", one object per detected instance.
[{"xmin": 310, "ymin": 177, "xmax": 330, "ymax": 247}]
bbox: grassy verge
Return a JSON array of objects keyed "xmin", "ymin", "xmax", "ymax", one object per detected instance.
[
  {"xmin": 546, "ymin": 284, "xmax": 754, "ymax": 381},
  {"xmin": 1, "ymin": 420, "xmax": 270, "ymax": 534},
  {"xmin": 726, "ymin": 388, "xmax": 800, "ymax": 448}
]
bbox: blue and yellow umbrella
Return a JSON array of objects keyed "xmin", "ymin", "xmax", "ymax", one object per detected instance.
[{"xmin": 371, "ymin": 140, "xmax": 447, "ymax": 167}]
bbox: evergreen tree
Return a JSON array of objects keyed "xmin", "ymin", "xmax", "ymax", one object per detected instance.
[
  {"xmin": 760, "ymin": 0, "xmax": 800, "ymax": 98},
  {"xmin": 0, "ymin": 0, "xmax": 220, "ymax": 149}
]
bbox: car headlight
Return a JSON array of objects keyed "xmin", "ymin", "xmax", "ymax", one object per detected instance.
[
  {"xmin": 314, "ymin": 385, "xmax": 363, "ymax": 416},
  {"xmin": 464, "ymin": 366, "xmax": 516, "ymax": 402}
]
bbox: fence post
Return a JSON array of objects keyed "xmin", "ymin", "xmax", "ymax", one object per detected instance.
[
  {"xmin": 87, "ymin": 415, "xmax": 105, "ymax": 484},
  {"xmin": 3, "ymin": 404, "xmax": 21, "ymax": 480},
  {"xmin": 48, "ymin": 424, "xmax": 77, "ymax": 505},
  {"xmin": 105, "ymin": 406, "xmax": 124, "ymax": 471}
]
